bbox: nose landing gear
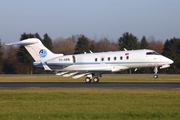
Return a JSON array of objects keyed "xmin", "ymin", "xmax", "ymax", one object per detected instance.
[
  {"xmin": 154, "ymin": 74, "xmax": 158, "ymax": 79},
  {"xmin": 154, "ymin": 66, "xmax": 158, "ymax": 79}
]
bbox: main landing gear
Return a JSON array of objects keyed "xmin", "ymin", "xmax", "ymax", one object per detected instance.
[
  {"xmin": 154, "ymin": 66, "xmax": 158, "ymax": 79},
  {"xmin": 85, "ymin": 76, "xmax": 100, "ymax": 83}
]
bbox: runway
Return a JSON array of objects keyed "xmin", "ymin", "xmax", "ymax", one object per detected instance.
[{"xmin": 0, "ymin": 82, "xmax": 180, "ymax": 88}]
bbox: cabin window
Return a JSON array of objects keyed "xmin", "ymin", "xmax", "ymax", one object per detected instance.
[
  {"xmin": 108, "ymin": 57, "xmax": 110, "ymax": 61},
  {"xmin": 114, "ymin": 57, "xmax": 116, "ymax": 60},
  {"xmin": 95, "ymin": 58, "xmax": 97, "ymax": 62},
  {"xmin": 101, "ymin": 58, "xmax": 104, "ymax": 61},
  {"xmin": 126, "ymin": 56, "xmax": 129, "ymax": 60},
  {"xmin": 120, "ymin": 56, "xmax": 123, "ymax": 60}
]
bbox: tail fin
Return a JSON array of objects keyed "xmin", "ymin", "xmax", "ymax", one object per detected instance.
[{"xmin": 6, "ymin": 38, "xmax": 63, "ymax": 62}]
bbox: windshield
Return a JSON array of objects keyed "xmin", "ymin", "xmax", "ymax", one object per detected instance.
[{"xmin": 146, "ymin": 52, "xmax": 160, "ymax": 55}]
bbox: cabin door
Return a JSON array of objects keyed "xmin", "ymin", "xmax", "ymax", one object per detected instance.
[{"xmin": 72, "ymin": 55, "xmax": 76, "ymax": 64}]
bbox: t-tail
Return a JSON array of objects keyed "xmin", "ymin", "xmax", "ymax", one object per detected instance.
[{"xmin": 6, "ymin": 38, "xmax": 63, "ymax": 70}]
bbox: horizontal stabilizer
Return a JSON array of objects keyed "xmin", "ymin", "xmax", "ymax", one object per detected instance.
[{"xmin": 6, "ymin": 39, "xmax": 38, "ymax": 46}]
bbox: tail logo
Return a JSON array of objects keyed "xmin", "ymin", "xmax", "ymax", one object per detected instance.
[{"xmin": 39, "ymin": 49, "xmax": 47, "ymax": 58}]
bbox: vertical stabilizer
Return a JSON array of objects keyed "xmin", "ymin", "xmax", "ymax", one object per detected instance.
[{"xmin": 6, "ymin": 38, "xmax": 63, "ymax": 62}]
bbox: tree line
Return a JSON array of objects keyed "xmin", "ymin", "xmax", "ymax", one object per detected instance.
[{"xmin": 0, "ymin": 32, "xmax": 179, "ymax": 74}]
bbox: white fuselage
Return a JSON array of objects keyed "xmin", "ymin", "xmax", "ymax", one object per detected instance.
[{"xmin": 34, "ymin": 49, "xmax": 173, "ymax": 73}]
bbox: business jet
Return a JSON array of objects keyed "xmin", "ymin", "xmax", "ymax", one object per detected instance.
[{"xmin": 7, "ymin": 38, "xmax": 173, "ymax": 83}]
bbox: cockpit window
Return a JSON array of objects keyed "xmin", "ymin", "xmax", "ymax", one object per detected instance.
[{"xmin": 146, "ymin": 52, "xmax": 160, "ymax": 55}]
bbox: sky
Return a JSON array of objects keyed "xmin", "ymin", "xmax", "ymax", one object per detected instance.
[{"xmin": 0, "ymin": 0, "xmax": 180, "ymax": 43}]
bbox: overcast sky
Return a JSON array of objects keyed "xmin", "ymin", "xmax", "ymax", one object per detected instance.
[{"xmin": 1, "ymin": 0, "xmax": 180, "ymax": 43}]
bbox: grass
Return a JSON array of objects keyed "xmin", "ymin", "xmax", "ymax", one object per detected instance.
[
  {"xmin": 0, "ymin": 75, "xmax": 180, "ymax": 120},
  {"xmin": 0, "ymin": 74, "xmax": 179, "ymax": 82},
  {"xmin": 0, "ymin": 88, "xmax": 180, "ymax": 120}
]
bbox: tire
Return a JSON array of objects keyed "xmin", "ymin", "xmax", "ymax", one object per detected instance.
[
  {"xmin": 85, "ymin": 77, "xmax": 91, "ymax": 83},
  {"xmin": 154, "ymin": 74, "xmax": 158, "ymax": 79},
  {"xmin": 93, "ymin": 77, "xmax": 99, "ymax": 83}
]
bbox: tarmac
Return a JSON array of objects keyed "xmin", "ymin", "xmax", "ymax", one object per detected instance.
[{"xmin": 0, "ymin": 82, "xmax": 180, "ymax": 88}]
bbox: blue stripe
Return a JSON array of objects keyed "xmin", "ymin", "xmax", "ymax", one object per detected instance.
[
  {"xmin": 44, "ymin": 61, "xmax": 166, "ymax": 65},
  {"xmin": 34, "ymin": 61, "xmax": 166, "ymax": 66}
]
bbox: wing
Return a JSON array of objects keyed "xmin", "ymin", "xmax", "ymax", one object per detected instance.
[{"xmin": 55, "ymin": 65, "xmax": 129, "ymax": 79}]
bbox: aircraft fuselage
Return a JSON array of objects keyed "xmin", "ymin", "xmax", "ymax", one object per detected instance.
[{"xmin": 34, "ymin": 49, "xmax": 173, "ymax": 73}]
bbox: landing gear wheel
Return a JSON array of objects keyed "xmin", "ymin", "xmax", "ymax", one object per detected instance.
[
  {"xmin": 154, "ymin": 67, "xmax": 158, "ymax": 79},
  {"xmin": 154, "ymin": 74, "xmax": 158, "ymax": 79},
  {"xmin": 85, "ymin": 77, "xmax": 91, "ymax": 83},
  {"xmin": 93, "ymin": 77, "xmax": 99, "ymax": 83}
]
